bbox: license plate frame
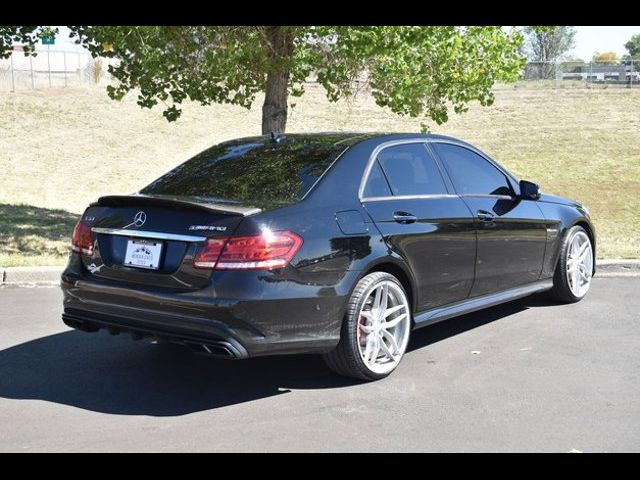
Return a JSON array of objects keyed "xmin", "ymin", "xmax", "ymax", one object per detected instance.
[{"xmin": 123, "ymin": 238, "xmax": 163, "ymax": 270}]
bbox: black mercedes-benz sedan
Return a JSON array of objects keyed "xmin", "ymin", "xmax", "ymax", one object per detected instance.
[{"xmin": 61, "ymin": 133, "xmax": 595, "ymax": 380}]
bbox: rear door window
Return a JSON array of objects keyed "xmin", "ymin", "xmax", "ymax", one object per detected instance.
[
  {"xmin": 363, "ymin": 161, "xmax": 392, "ymax": 198},
  {"xmin": 376, "ymin": 143, "xmax": 448, "ymax": 196}
]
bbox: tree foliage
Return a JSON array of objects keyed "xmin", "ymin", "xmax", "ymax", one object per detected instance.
[
  {"xmin": 624, "ymin": 33, "xmax": 640, "ymax": 59},
  {"xmin": 593, "ymin": 51, "xmax": 619, "ymax": 65},
  {"xmin": 0, "ymin": 26, "xmax": 57, "ymax": 58},
  {"xmin": 1, "ymin": 26, "xmax": 529, "ymax": 133}
]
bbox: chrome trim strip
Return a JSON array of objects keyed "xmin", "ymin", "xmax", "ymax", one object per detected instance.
[
  {"xmin": 358, "ymin": 138, "xmax": 436, "ymax": 201},
  {"xmin": 92, "ymin": 227, "xmax": 207, "ymax": 242},
  {"xmin": 459, "ymin": 194, "xmax": 515, "ymax": 200},
  {"xmin": 357, "ymin": 137, "xmax": 520, "ymax": 202},
  {"xmin": 363, "ymin": 194, "xmax": 459, "ymax": 202}
]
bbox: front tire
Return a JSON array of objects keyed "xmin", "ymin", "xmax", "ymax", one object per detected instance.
[
  {"xmin": 323, "ymin": 272, "xmax": 411, "ymax": 381},
  {"xmin": 549, "ymin": 225, "xmax": 594, "ymax": 303}
]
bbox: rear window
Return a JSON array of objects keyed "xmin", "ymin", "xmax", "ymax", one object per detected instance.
[{"xmin": 140, "ymin": 135, "xmax": 350, "ymax": 208}]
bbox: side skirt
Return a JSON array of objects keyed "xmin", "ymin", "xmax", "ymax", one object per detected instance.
[{"xmin": 413, "ymin": 279, "xmax": 553, "ymax": 329}]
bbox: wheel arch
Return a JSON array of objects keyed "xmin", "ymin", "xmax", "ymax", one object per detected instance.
[
  {"xmin": 360, "ymin": 259, "xmax": 417, "ymax": 315},
  {"xmin": 572, "ymin": 219, "xmax": 596, "ymax": 274}
]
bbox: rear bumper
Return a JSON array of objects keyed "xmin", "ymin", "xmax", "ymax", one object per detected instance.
[
  {"xmin": 60, "ymin": 260, "xmax": 359, "ymax": 358},
  {"xmin": 61, "ymin": 307, "xmax": 249, "ymax": 358}
]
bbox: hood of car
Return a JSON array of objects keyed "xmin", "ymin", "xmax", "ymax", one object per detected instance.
[
  {"xmin": 538, "ymin": 192, "xmax": 581, "ymax": 207},
  {"xmin": 538, "ymin": 192, "xmax": 590, "ymax": 217}
]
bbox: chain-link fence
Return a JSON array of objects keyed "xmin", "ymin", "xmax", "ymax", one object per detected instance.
[
  {"xmin": 523, "ymin": 60, "xmax": 640, "ymax": 87},
  {"xmin": 0, "ymin": 47, "xmax": 113, "ymax": 91},
  {"xmin": 3, "ymin": 48, "xmax": 639, "ymax": 91}
]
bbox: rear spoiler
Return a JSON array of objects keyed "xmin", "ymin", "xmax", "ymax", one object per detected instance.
[{"xmin": 93, "ymin": 194, "xmax": 262, "ymax": 217}]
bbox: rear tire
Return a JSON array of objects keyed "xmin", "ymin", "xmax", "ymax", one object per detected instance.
[
  {"xmin": 548, "ymin": 225, "xmax": 594, "ymax": 303},
  {"xmin": 323, "ymin": 272, "xmax": 411, "ymax": 381}
]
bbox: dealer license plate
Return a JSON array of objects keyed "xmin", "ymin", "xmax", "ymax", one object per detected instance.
[{"xmin": 123, "ymin": 239, "xmax": 163, "ymax": 270}]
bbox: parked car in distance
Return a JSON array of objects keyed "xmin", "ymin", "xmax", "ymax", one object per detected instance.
[{"xmin": 61, "ymin": 133, "xmax": 595, "ymax": 380}]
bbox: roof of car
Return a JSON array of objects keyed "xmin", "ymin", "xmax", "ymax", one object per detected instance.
[{"xmin": 219, "ymin": 132, "xmax": 471, "ymax": 149}]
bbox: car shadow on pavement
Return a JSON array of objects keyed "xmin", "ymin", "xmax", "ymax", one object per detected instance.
[
  {"xmin": 0, "ymin": 330, "xmax": 357, "ymax": 416},
  {"xmin": 407, "ymin": 293, "xmax": 556, "ymax": 353},
  {"xmin": 0, "ymin": 294, "xmax": 556, "ymax": 417}
]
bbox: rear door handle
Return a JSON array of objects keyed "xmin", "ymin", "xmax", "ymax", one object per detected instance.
[
  {"xmin": 393, "ymin": 212, "xmax": 417, "ymax": 224},
  {"xmin": 477, "ymin": 210, "xmax": 495, "ymax": 221}
]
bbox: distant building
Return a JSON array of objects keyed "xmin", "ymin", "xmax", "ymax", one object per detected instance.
[{"xmin": 561, "ymin": 64, "xmax": 640, "ymax": 83}]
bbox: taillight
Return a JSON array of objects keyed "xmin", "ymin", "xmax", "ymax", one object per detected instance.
[
  {"xmin": 194, "ymin": 230, "xmax": 302, "ymax": 270},
  {"xmin": 71, "ymin": 222, "xmax": 94, "ymax": 255},
  {"xmin": 193, "ymin": 237, "xmax": 228, "ymax": 269}
]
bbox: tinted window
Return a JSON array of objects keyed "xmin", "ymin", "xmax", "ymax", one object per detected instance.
[
  {"xmin": 432, "ymin": 143, "xmax": 512, "ymax": 196},
  {"xmin": 141, "ymin": 135, "xmax": 352, "ymax": 208},
  {"xmin": 376, "ymin": 143, "xmax": 447, "ymax": 196},
  {"xmin": 363, "ymin": 161, "xmax": 392, "ymax": 197}
]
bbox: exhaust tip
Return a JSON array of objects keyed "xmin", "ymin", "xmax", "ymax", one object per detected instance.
[
  {"xmin": 62, "ymin": 315, "xmax": 100, "ymax": 333},
  {"xmin": 184, "ymin": 341, "xmax": 235, "ymax": 358}
]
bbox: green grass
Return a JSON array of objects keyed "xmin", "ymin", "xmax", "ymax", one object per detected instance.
[{"xmin": 1, "ymin": 83, "xmax": 639, "ymax": 266}]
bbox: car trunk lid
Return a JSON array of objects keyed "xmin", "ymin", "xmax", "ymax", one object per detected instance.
[{"xmin": 78, "ymin": 194, "xmax": 257, "ymax": 290}]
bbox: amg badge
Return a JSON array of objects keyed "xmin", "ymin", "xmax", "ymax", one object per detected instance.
[{"xmin": 188, "ymin": 225, "xmax": 227, "ymax": 232}]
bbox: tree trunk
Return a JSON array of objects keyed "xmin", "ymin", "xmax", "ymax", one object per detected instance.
[
  {"xmin": 262, "ymin": 68, "xmax": 289, "ymax": 135},
  {"xmin": 261, "ymin": 27, "xmax": 294, "ymax": 135}
]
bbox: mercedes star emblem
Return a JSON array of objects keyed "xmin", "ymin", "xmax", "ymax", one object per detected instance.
[{"xmin": 133, "ymin": 211, "xmax": 147, "ymax": 227}]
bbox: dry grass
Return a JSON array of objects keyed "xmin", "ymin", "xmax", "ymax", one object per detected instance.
[
  {"xmin": 0, "ymin": 204, "xmax": 78, "ymax": 267},
  {"xmin": 1, "ymin": 83, "xmax": 639, "ymax": 266}
]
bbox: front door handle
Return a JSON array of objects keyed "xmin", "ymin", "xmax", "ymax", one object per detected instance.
[
  {"xmin": 393, "ymin": 212, "xmax": 417, "ymax": 224},
  {"xmin": 477, "ymin": 210, "xmax": 495, "ymax": 222}
]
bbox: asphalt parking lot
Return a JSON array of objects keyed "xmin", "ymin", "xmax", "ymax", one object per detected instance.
[{"xmin": 0, "ymin": 277, "xmax": 638, "ymax": 452}]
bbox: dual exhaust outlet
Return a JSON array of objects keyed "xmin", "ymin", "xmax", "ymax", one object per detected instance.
[{"xmin": 62, "ymin": 313, "xmax": 236, "ymax": 359}]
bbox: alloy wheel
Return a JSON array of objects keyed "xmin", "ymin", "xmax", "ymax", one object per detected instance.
[
  {"xmin": 356, "ymin": 280, "xmax": 411, "ymax": 375},
  {"xmin": 566, "ymin": 230, "xmax": 593, "ymax": 298}
]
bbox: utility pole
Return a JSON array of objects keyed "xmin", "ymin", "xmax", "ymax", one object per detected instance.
[
  {"xmin": 63, "ymin": 51, "xmax": 67, "ymax": 87},
  {"xmin": 30, "ymin": 55, "xmax": 34, "ymax": 89},
  {"xmin": 47, "ymin": 44, "xmax": 52, "ymax": 88},
  {"xmin": 9, "ymin": 50, "xmax": 15, "ymax": 92}
]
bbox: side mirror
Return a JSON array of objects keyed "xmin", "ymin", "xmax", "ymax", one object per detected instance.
[{"xmin": 519, "ymin": 180, "xmax": 540, "ymax": 200}]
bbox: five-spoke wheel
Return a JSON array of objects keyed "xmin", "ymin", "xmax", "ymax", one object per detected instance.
[
  {"xmin": 565, "ymin": 230, "xmax": 593, "ymax": 298},
  {"xmin": 324, "ymin": 272, "xmax": 411, "ymax": 381},
  {"xmin": 550, "ymin": 225, "xmax": 594, "ymax": 303},
  {"xmin": 356, "ymin": 280, "xmax": 410, "ymax": 375}
]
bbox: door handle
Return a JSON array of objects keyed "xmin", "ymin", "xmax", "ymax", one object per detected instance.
[
  {"xmin": 476, "ymin": 210, "xmax": 495, "ymax": 222},
  {"xmin": 393, "ymin": 212, "xmax": 417, "ymax": 224}
]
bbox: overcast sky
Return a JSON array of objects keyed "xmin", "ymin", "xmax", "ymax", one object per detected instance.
[{"xmin": 47, "ymin": 26, "xmax": 640, "ymax": 60}]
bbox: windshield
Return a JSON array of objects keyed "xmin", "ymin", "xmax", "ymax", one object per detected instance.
[{"xmin": 140, "ymin": 134, "xmax": 354, "ymax": 209}]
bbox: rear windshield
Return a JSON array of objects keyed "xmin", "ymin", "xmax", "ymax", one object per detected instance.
[{"xmin": 140, "ymin": 135, "xmax": 351, "ymax": 208}]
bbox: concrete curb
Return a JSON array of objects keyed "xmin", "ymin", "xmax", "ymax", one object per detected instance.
[
  {"xmin": 595, "ymin": 260, "xmax": 640, "ymax": 277},
  {"xmin": 1, "ymin": 266, "xmax": 64, "ymax": 286},
  {"xmin": 1, "ymin": 260, "xmax": 639, "ymax": 286}
]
